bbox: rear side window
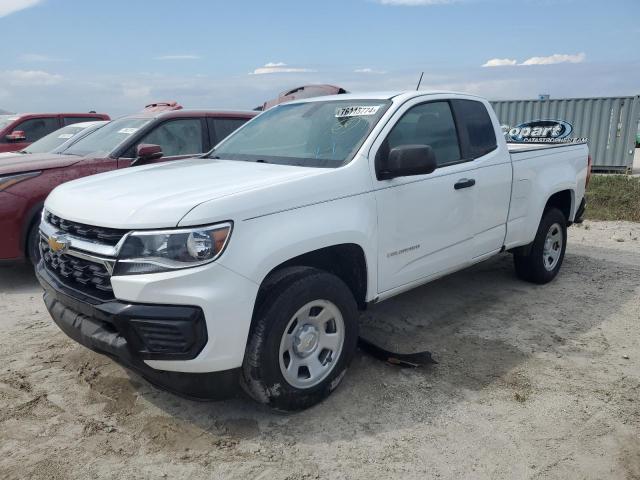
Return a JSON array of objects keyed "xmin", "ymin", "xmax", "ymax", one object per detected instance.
[
  {"xmin": 137, "ymin": 118, "xmax": 204, "ymax": 157},
  {"xmin": 63, "ymin": 116, "xmax": 101, "ymax": 126},
  {"xmin": 382, "ymin": 101, "xmax": 461, "ymax": 167},
  {"xmin": 451, "ymin": 99, "xmax": 497, "ymax": 159},
  {"xmin": 208, "ymin": 117, "xmax": 249, "ymax": 145},
  {"xmin": 14, "ymin": 117, "xmax": 59, "ymax": 142}
]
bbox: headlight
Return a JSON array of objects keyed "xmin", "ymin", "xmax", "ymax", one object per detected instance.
[
  {"xmin": 0, "ymin": 171, "xmax": 41, "ymax": 191},
  {"xmin": 114, "ymin": 222, "xmax": 232, "ymax": 275}
]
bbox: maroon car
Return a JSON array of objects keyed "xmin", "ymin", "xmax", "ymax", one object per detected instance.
[
  {"xmin": 0, "ymin": 112, "xmax": 110, "ymax": 153},
  {"xmin": 0, "ymin": 107, "xmax": 257, "ymax": 263}
]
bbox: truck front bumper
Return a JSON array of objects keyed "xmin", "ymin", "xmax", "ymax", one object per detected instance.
[{"xmin": 36, "ymin": 261, "xmax": 258, "ymax": 399}]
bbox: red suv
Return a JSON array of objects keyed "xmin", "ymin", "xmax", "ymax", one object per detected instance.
[
  {"xmin": 0, "ymin": 113, "xmax": 110, "ymax": 153},
  {"xmin": 0, "ymin": 107, "xmax": 257, "ymax": 263}
]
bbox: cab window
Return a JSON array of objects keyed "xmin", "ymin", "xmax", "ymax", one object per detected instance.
[
  {"xmin": 381, "ymin": 101, "xmax": 461, "ymax": 167},
  {"xmin": 14, "ymin": 117, "xmax": 60, "ymax": 142},
  {"xmin": 208, "ymin": 117, "xmax": 250, "ymax": 145},
  {"xmin": 450, "ymin": 99, "xmax": 497, "ymax": 159},
  {"xmin": 136, "ymin": 118, "xmax": 203, "ymax": 157}
]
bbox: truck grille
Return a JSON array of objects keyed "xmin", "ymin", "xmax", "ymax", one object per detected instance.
[
  {"xmin": 40, "ymin": 236, "xmax": 115, "ymax": 301},
  {"xmin": 44, "ymin": 211, "xmax": 127, "ymax": 246}
]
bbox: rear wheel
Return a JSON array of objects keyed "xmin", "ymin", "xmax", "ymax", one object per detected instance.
[
  {"xmin": 514, "ymin": 208, "xmax": 567, "ymax": 284},
  {"xmin": 241, "ymin": 267, "xmax": 358, "ymax": 411}
]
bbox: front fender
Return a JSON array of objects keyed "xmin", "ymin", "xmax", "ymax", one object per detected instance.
[{"xmin": 217, "ymin": 192, "xmax": 379, "ymax": 301}]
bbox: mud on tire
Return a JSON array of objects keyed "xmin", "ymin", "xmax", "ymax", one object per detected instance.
[
  {"xmin": 241, "ymin": 267, "xmax": 358, "ymax": 411},
  {"xmin": 513, "ymin": 207, "xmax": 567, "ymax": 284}
]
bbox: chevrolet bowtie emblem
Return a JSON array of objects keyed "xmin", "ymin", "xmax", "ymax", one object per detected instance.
[{"xmin": 48, "ymin": 234, "xmax": 69, "ymax": 254}]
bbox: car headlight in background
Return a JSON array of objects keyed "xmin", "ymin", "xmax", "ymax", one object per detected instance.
[
  {"xmin": 114, "ymin": 222, "xmax": 232, "ymax": 275},
  {"xmin": 0, "ymin": 171, "xmax": 41, "ymax": 191}
]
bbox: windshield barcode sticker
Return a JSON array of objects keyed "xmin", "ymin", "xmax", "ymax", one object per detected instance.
[
  {"xmin": 57, "ymin": 133, "xmax": 74, "ymax": 139},
  {"xmin": 118, "ymin": 128, "xmax": 138, "ymax": 135},
  {"xmin": 335, "ymin": 106, "xmax": 380, "ymax": 118}
]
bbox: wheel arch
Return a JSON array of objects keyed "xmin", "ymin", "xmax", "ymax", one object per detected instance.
[
  {"xmin": 543, "ymin": 188, "xmax": 575, "ymax": 223},
  {"xmin": 20, "ymin": 201, "xmax": 44, "ymax": 259},
  {"xmin": 254, "ymin": 243, "xmax": 369, "ymax": 315}
]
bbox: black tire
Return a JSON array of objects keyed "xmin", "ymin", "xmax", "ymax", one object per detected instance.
[
  {"xmin": 241, "ymin": 267, "xmax": 359, "ymax": 411},
  {"xmin": 26, "ymin": 219, "xmax": 41, "ymax": 267},
  {"xmin": 514, "ymin": 208, "xmax": 567, "ymax": 284}
]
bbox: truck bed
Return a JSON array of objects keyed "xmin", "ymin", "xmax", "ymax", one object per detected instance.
[{"xmin": 507, "ymin": 141, "xmax": 588, "ymax": 154}]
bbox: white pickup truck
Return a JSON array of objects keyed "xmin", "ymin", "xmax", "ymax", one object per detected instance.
[{"xmin": 37, "ymin": 91, "xmax": 590, "ymax": 410}]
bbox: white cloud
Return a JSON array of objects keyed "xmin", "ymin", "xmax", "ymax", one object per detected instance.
[
  {"xmin": 0, "ymin": 0, "xmax": 43, "ymax": 18},
  {"xmin": 0, "ymin": 69, "xmax": 62, "ymax": 86},
  {"xmin": 482, "ymin": 58, "xmax": 517, "ymax": 67},
  {"xmin": 483, "ymin": 53, "xmax": 586, "ymax": 68},
  {"xmin": 376, "ymin": 0, "xmax": 455, "ymax": 5},
  {"xmin": 354, "ymin": 67, "xmax": 387, "ymax": 74},
  {"xmin": 520, "ymin": 52, "xmax": 586, "ymax": 66},
  {"xmin": 155, "ymin": 54, "xmax": 201, "ymax": 60},
  {"xmin": 250, "ymin": 62, "xmax": 315, "ymax": 75}
]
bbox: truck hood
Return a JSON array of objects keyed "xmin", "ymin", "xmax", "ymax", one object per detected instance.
[
  {"xmin": 0, "ymin": 153, "xmax": 81, "ymax": 176},
  {"xmin": 46, "ymin": 158, "xmax": 326, "ymax": 228}
]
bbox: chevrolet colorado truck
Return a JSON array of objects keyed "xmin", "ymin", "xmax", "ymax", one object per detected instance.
[{"xmin": 37, "ymin": 91, "xmax": 590, "ymax": 411}]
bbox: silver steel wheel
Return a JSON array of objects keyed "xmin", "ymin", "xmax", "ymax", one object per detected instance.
[
  {"xmin": 278, "ymin": 299, "xmax": 345, "ymax": 389},
  {"xmin": 543, "ymin": 222, "xmax": 563, "ymax": 271}
]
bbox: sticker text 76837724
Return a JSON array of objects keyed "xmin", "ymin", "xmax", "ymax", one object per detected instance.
[{"xmin": 335, "ymin": 106, "xmax": 380, "ymax": 118}]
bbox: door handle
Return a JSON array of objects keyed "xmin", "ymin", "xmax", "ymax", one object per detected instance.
[{"xmin": 454, "ymin": 178, "xmax": 476, "ymax": 190}]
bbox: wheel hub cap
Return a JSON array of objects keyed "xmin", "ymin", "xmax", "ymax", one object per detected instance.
[
  {"xmin": 542, "ymin": 222, "xmax": 563, "ymax": 271},
  {"xmin": 293, "ymin": 324, "xmax": 319, "ymax": 357},
  {"xmin": 278, "ymin": 299, "xmax": 345, "ymax": 389}
]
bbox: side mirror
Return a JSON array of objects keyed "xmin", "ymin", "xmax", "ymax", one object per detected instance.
[
  {"xmin": 377, "ymin": 144, "xmax": 437, "ymax": 180},
  {"xmin": 132, "ymin": 143, "xmax": 163, "ymax": 166},
  {"xmin": 6, "ymin": 130, "xmax": 26, "ymax": 142}
]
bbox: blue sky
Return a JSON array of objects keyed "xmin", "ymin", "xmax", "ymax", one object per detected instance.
[{"xmin": 0, "ymin": 0, "xmax": 638, "ymax": 116}]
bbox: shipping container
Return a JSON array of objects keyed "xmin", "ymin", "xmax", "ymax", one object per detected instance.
[{"xmin": 491, "ymin": 96, "xmax": 640, "ymax": 172}]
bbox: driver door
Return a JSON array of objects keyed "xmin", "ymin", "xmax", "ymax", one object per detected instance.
[{"xmin": 372, "ymin": 99, "xmax": 476, "ymax": 294}]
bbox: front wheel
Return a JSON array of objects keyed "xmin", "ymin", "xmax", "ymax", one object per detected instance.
[
  {"xmin": 514, "ymin": 208, "xmax": 567, "ymax": 284},
  {"xmin": 241, "ymin": 267, "xmax": 358, "ymax": 411},
  {"xmin": 26, "ymin": 219, "xmax": 42, "ymax": 267}
]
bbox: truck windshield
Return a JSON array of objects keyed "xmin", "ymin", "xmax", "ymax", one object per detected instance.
[
  {"xmin": 22, "ymin": 124, "xmax": 87, "ymax": 154},
  {"xmin": 210, "ymin": 99, "xmax": 390, "ymax": 167},
  {"xmin": 64, "ymin": 118, "xmax": 150, "ymax": 157}
]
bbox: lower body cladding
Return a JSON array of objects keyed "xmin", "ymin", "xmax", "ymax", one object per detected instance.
[{"xmin": 36, "ymin": 260, "xmax": 260, "ymax": 400}]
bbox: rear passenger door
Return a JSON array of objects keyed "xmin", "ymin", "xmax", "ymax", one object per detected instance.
[
  {"xmin": 373, "ymin": 99, "xmax": 477, "ymax": 293},
  {"xmin": 207, "ymin": 117, "xmax": 250, "ymax": 145},
  {"xmin": 450, "ymin": 99, "xmax": 511, "ymax": 259}
]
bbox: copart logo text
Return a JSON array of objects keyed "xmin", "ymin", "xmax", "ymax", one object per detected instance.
[{"xmin": 507, "ymin": 119, "xmax": 587, "ymax": 144}]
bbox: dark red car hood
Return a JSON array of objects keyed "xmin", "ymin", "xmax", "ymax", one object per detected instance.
[{"xmin": 0, "ymin": 152, "xmax": 83, "ymax": 176}]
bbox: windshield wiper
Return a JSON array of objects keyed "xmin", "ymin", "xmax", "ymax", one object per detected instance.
[{"xmin": 206, "ymin": 154, "xmax": 269, "ymax": 163}]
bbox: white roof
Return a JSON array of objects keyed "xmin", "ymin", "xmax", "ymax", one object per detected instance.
[
  {"xmin": 70, "ymin": 120, "xmax": 109, "ymax": 128},
  {"xmin": 288, "ymin": 90, "xmax": 485, "ymax": 105}
]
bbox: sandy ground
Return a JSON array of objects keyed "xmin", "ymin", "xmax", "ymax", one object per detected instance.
[{"xmin": 1, "ymin": 220, "xmax": 639, "ymax": 480}]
